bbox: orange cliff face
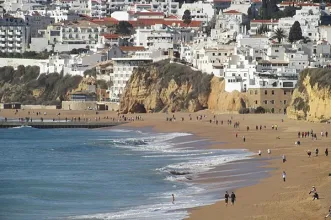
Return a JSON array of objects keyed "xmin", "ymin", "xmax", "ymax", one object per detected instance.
[
  {"xmin": 119, "ymin": 61, "xmax": 248, "ymax": 114},
  {"xmin": 287, "ymin": 69, "xmax": 331, "ymax": 122}
]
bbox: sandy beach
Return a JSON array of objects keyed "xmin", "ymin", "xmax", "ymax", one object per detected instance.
[{"xmin": 1, "ymin": 108, "xmax": 331, "ymax": 219}]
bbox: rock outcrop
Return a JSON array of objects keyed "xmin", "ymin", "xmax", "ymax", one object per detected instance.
[
  {"xmin": 0, "ymin": 65, "xmax": 92, "ymax": 105},
  {"xmin": 120, "ymin": 60, "xmax": 212, "ymax": 113},
  {"xmin": 208, "ymin": 77, "xmax": 249, "ymax": 113},
  {"xmin": 120, "ymin": 60, "xmax": 248, "ymax": 113},
  {"xmin": 287, "ymin": 68, "xmax": 331, "ymax": 122}
]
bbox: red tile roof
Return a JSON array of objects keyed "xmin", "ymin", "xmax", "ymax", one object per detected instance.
[
  {"xmin": 166, "ymin": 15, "xmax": 179, "ymax": 19},
  {"xmin": 90, "ymin": 17, "xmax": 119, "ymax": 25},
  {"xmin": 102, "ymin": 34, "xmax": 120, "ymax": 39},
  {"xmin": 119, "ymin": 46, "xmax": 145, "ymax": 51},
  {"xmin": 223, "ymin": 10, "xmax": 242, "ymax": 14}
]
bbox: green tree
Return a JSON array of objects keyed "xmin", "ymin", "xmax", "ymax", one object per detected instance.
[
  {"xmin": 272, "ymin": 28, "xmax": 286, "ymax": 43},
  {"xmin": 288, "ymin": 21, "xmax": 303, "ymax": 43},
  {"xmin": 115, "ymin": 21, "xmax": 133, "ymax": 35},
  {"xmin": 182, "ymin": 10, "xmax": 192, "ymax": 26},
  {"xmin": 283, "ymin": 6, "xmax": 296, "ymax": 17}
]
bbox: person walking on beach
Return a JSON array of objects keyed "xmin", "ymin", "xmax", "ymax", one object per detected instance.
[
  {"xmin": 243, "ymin": 136, "xmax": 246, "ymax": 142},
  {"xmin": 325, "ymin": 206, "xmax": 331, "ymax": 219},
  {"xmin": 230, "ymin": 192, "xmax": 236, "ymax": 205},
  {"xmin": 326, "ymin": 148, "xmax": 329, "ymax": 156},
  {"xmin": 224, "ymin": 191, "xmax": 229, "ymax": 206},
  {"xmin": 258, "ymin": 150, "xmax": 262, "ymax": 156},
  {"xmin": 315, "ymin": 148, "xmax": 319, "ymax": 157},
  {"xmin": 282, "ymin": 171, "xmax": 286, "ymax": 182},
  {"xmin": 307, "ymin": 150, "xmax": 312, "ymax": 158},
  {"xmin": 282, "ymin": 154, "xmax": 286, "ymax": 163},
  {"xmin": 172, "ymin": 194, "xmax": 175, "ymax": 204},
  {"xmin": 267, "ymin": 149, "xmax": 271, "ymax": 155}
]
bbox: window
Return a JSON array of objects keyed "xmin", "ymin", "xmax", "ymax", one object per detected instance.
[
  {"xmin": 275, "ymin": 50, "xmax": 279, "ymax": 52},
  {"xmin": 255, "ymin": 100, "xmax": 258, "ymax": 104},
  {"xmin": 270, "ymin": 100, "xmax": 275, "ymax": 104},
  {"xmin": 265, "ymin": 90, "xmax": 267, "ymax": 95},
  {"xmin": 284, "ymin": 100, "xmax": 287, "ymax": 104},
  {"xmin": 284, "ymin": 91, "xmax": 287, "ymax": 95},
  {"xmin": 264, "ymin": 100, "xmax": 268, "ymax": 104},
  {"xmin": 272, "ymin": 90, "xmax": 274, "ymax": 95},
  {"xmin": 255, "ymin": 90, "xmax": 257, "ymax": 95}
]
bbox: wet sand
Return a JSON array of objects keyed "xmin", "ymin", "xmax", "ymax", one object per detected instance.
[{"xmin": 1, "ymin": 109, "xmax": 331, "ymax": 219}]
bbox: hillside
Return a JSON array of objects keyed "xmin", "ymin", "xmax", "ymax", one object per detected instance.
[
  {"xmin": 120, "ymin": 60, "xmax": 248, "ymax": 113},
  {"xmin": 0, "ymin": 65, "xmax": 87, "ymax": 105},
  {"xmin": 287, "ymin": 68, "xmax": 331, "ymax": 122}
]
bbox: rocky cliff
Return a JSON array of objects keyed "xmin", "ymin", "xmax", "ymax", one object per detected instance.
[
  {"xmin": 287, "ymin": 68, "xmax": 331, "ymax": 122},
  {"xmin": 0, "ymin": 65, "xmax": 94, "ymax": 105},
  {"xmin": 120, "ymin": 61, "xmax": 248, "ymax": 113}
]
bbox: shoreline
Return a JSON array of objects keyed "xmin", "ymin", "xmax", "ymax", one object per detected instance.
[{"xmin": 1, "ymin": 109, "xmax": 331, "ymax": 219}]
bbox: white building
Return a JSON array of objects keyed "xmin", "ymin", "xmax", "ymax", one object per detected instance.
[
  {"xmin": 223, "ymin": 54, "xmax": 257, "ymax": 92},
  {"xmin": 107, "ymin": 0, "xmax": 179, "ymax": 16},
  {"xmin": 0, "ymin": 16, "xmax": 29, "ymax": 53},
  {"xmin": 178, "ymin": 1, "xmax": 214, "ymax": 25},
  {"xmin": 39, "ymin": 20, "xmax": 108, "ymax": 51},
  {"xmin": 110, "ymin": 57, "xmax": 152, "ymax": 97}
]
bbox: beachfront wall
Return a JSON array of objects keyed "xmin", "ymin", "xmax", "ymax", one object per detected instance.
[
  {"xmin": 62, "ymin": 101, "xmax": 98, "ymax": 111},
  {"xmin": 62, "ymin": 101, "xmax": 119, "ymax": 111},
  {"xmin": 22, "ymin": 105, "xmax": 58, "ymax": 110}
]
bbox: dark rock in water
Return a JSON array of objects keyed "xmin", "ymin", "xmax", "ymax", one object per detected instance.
[
  {"xmin": 186, "ymin": 177, "xmax": 192, "ymax": 180},
  {"xmin": 170, "ymin": 170, "xmax": 190, "ymax": 175}
]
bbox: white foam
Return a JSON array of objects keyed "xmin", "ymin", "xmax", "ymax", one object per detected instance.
[
  {"xmin": 72, "ymin": 130, "xmax": 254, "ymax": 220},
  {"xmin": 68, "ymin": 185, "xmax": 210, "ymax": 220}
]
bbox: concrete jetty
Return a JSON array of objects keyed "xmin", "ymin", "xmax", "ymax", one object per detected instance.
[{"xmin": 0, "ymin": 121, "xmax": 125, "ymax": 129}]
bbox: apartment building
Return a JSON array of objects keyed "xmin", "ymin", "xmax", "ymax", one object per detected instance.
[
  {"xmin": 110, "ymin": 57, "xmax": 152, "ymax": 97},
  {"xmin": 0, "ymin": 16, "xmax": 29, "ymax": 53},
  {"xmin": 25, "ymin": 12, "xmax": 55, "ymax": 39},
  {"xmin": 178, "ymin": 1, "xmax": 214, "ymax": 25},
  {"xmin": 107, "ymin": 0, "xmax": 179, "ymax": 15},
  {"xmin": 42, "ymin": 20, "xmax": 108, "ymax": 50},
  {"xmin": 246, "ymin": 70, "xmax": 298, "ymax": 113}
]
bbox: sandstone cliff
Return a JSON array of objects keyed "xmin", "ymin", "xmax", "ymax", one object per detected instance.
[
  {"xmin": 287, "ymin": 68, "xmax": 331, "ymax": 122},
  {"xmin": 208, "ymin": 77, "xmax": 249, "ymax": 113},
  {"xmin": 0, "ymin": 65, "xmax": 95, "ymax": 105},
  {"xmin": 120, "ymin": 61, "xmax": 248, "ymax": 113}
]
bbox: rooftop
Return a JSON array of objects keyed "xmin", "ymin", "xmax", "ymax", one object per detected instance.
[
  {"xmin": 119, "ymin": 46, "xmax": 145, "ymax": 52},
  {"xmin": 223, "ymin": 10, "xmax": 242, "ymax": 14}
]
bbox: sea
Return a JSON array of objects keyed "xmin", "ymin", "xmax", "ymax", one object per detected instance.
[{"xmin": 0, "ymin": 126, "xmax": 263, "ymax": 220}]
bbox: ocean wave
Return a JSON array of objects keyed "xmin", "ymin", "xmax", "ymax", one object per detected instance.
[
  {"xmin": 10, "ymin": 125, "xmax": 33, "ymax": 129},
  {"xmin": 68, "ymin": 185, "xmax": 210, "ymax": 220},
  {"xmin": 160, "ymin": 152, "xmax": 253, "ymax": 176}
]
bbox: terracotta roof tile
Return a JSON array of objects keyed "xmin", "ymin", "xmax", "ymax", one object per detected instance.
[
  {"xmin": 223, "ymin": 10, "xmax": 242, "ymax": 14},
  {"xmin": 102, "ymin": 34, "xmax": 120, "ymax": 39},
  {"xmin": 119, "ymin": 46, "xmax": 145, "ymax": 51}
]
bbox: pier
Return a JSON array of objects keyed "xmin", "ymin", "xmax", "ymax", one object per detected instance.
[{"xmin": 0, "ymin": 121, "xmax": 125, "ymax": 129}]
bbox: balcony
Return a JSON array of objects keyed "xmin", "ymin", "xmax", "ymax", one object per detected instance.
[
  {"xmin": 0, "ymin": 43, "xmax": 5, "ymax": 47},
  {"xmin": 16, "ymin": 43, "xmax": 21, "ymax": 47},
  {"xmin": 15, "ymin": 37, "xmax": 21, "ymax": 41},
  {"xmin": 8, "ymin": 43, "xmax": 13, "ymax": 47},
  {"xmin": 0, "ymin": 31, "xmax": 6, "ymax": 36},
  {"xmin": 15, "ymin": 31, "xmax": 21, "ymax": 35},
  {"xmin": 7, "ymin": 37, "xmax": 13, "ymax": 41},
  {"xmin": 7, "ymin": 31, "xmax": 13, "ymax": 36}
]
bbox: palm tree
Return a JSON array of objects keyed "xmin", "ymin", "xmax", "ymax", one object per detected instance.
[{"xmin": 272, "ymin": 28, "xmax": 286, "ymax": 43}]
